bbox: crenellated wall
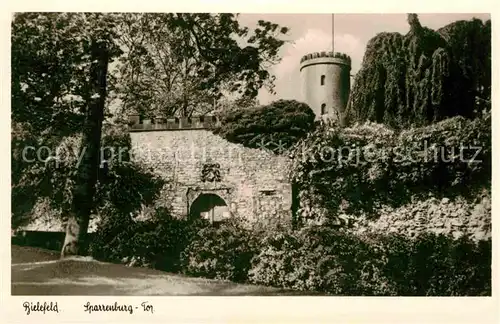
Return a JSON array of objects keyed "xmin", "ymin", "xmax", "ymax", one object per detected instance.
[{"xmin": 129, "ymin": 115, "xmax": 220, "ymax": 131}]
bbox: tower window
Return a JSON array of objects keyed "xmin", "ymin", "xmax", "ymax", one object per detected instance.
[
  {"xmin": 321, "ymin": 104, "xmax": 327, "ymax": 115},
  {"xmin": 320, "ymin": 75, "xmax": 325, "ymax": 85}
]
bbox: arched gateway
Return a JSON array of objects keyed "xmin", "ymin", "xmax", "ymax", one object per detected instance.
[{"xmin": 189, "ymin": 193, "xmax": 230, "ymax": 223}]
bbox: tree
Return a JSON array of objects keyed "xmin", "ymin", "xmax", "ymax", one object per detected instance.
[
  {"xmin": 115, "ymin": 13, "xmax": 289, "ymax": 118},
  {"xmin": 12, "ymin": 13, "xmax": 97, "ymax": 231},
  {"xmin": 437, "ymin": 18, "xmax": 491, "ymax": 115},
  {"xmin": 11, "ymin": 13, "xmax": 161, "ymax": 257},
  {"xmin": 346, "ymin": 14, "xmax": 491, "ymax": 129},
  {"xmin": 59, "ymin": 15, "xmax": 119, "ymax": 257}
]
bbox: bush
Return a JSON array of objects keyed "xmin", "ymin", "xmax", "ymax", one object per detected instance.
[
  {"xmin": 378, "ymin": 233, "xmax": 491, "ymax": 296},
  {"xmin": 247, "ymin": 229, "xmax": 308, "ymax": 290},
  {"xmin": 249, "ymin": 226, "xmax": 393, "ymax": 295},
  {"xmin": 249, "ymin": 226, "xmax": 491, "ymax": 296},
  {"xmin": 90, "ymin": 208, "xmax": 208, "ymax": 272},
  {"xmin": 180, "ymin": 220, "xmax": 258, "ymax": 282},
  {"xmin": 89, "ymin": 207, "xmax": 140, "ymax": 263},
  {"xmin": 215, "ymin": 99, "xmax": 316, "ymax": 154}
]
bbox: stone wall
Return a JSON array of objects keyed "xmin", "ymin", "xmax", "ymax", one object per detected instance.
[
  {"xmin": 347, "ymin": 190, "xmax": 491, "ymax": 242},
  {"xmin": 16, "ymin": 198, "xmax": 100, "ymax": 233},
  {"xmin": 129, "ymin": 128, "xmax": 293, "ymax": 222}
]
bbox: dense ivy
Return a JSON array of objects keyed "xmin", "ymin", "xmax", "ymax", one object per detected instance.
[
  {"xmin": 289, "ymin": 113, "xmax": 491, "ymax": 223},
  {"xmin": 347, "ymin": 14, "xmax": 491, "ymax": 129}
]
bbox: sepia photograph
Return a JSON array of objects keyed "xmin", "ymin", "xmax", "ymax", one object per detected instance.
[{"xmin": 10, "ymin": 11, "xmax": 492, "ymax": 299}]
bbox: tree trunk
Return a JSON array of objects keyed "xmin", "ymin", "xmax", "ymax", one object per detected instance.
[{"xmin": 61, "ymin": 40, "xmax": 109, "ymax": 258}]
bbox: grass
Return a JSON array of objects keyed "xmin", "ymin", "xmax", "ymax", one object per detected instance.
[{"xmin": 11, "ymin": 245, "xmax": 319, "ymax": 296}]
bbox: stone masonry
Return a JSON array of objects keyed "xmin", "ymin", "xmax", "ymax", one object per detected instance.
[{"xmin": 129, "ymin": 117, "xmax": 293, "ymax": 223}]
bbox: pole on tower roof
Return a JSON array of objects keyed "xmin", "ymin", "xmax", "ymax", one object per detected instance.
[{"xmin": 332, "ymin": 13, "xmax": 335, "ymax": 53}]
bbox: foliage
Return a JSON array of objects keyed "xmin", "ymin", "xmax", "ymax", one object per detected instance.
[
  {"xmin": 90, "ymin": 208, "xmax": 209, "ymax": 271},
  {"xmin": 249, "ymin": 226, "xmax": 491, "ymax": 296},
  {"xmin": 11, "ymin": 13, "xmax": 125, "ymax": 255},
  {"xmin": 11, "ymin": 13, "xmax": 163, "ymax": 255},
  {"xmin": 437, "ymin": 18, "xmax": 491, "ymax": 115},
  {"xmin": 215, "ymin": 99, "xmax": 316, "ymax": 154},
  {"xmin": 90, "ymin": 214, "xmax": 491, "ymax": 296},
  {"xmin": 11, "ymin": 13, "xmax": 123, "ymax": 136},
  {"xmin": 115, "ymin": 13, "xmax": 289, "ymax": 118},
  {"xmin": 94, "ymin": 125, "xmax": 166, "ymax": 218},
  {"xmin": 13, "ymin": 13, "xmax": 85, "ymax": 138},
  {"xmin": 248, "ymin": 226, "xmax": 392, "ymax": 295},
  {"xmin": 347, "ymin": 14, "xmax": 491, "ymax": 129},
  {"xmin": 289, "ymin": 113, "xmax": 490, "ymax": 223},
  {"xmin": 215, "ymin": 96, "xmax": 261, "ymax": 114},
  {"xmin": 373, "ymin": 233, "xmax": 491, "ymax": 296},
  {"xmin": 180, "ymin": 220, "xmax": 258, "ymax": 282},
  {"xmin": 12, "ymin": 118, "xmax": 164, "ymax": 230},
  {"xmin": 11, "ymin": 13, "xmax": 103, "ymax": 227}
]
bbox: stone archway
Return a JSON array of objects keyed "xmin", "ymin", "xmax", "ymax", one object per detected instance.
[{"xmin": 189, "ymin": 193, "xmax": 230, "ymax": 222}]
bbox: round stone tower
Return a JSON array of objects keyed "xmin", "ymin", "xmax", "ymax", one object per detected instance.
[{"xmin": 300, "ymin": 51, "xmax": 351, "ymax": 124}]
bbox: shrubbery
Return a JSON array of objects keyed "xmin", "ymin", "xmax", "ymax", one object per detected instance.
[
  {"xmin": 215, "ymin": 99, "xmax": 316, "ymax": 154},
  {"xmin": 248, "ymin": 226, "xmax": 393, "ymax": 295},
  {"xmin": 89, "ymin": 208, "xmax": 208, "ymax": 272},
  {"xmin": 180, "ymin": 219, "xmax": 259, "ymax": 282},
  {"xmin": 290, "ymin": 114, "xmax": 491, "ymax": 223},
  {"xmin": 375, "ymin": 233, "xmax": 491, "ymax": 296},
  {"xmin": 89, "ymin": 210, "xmax": 490, "ymax": 296},
  {"xmin": 248, "ymin": 226, "xmax": 491, "ymax": 296}
]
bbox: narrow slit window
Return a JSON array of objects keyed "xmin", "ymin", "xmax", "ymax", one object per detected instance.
[
  {"xmin": 320, "ymin": 75, "xmax": 325, "ymax": 86},
  {"xmin": 321, "ymin": 104, "xmax": 327, "ymax": 115}
]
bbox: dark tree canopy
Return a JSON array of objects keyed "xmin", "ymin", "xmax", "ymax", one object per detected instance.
[
  {"xmin": 115, "ymin": 13, "xmax": 289, "ymax": 118},
  {"xmin": 215, "ymin": 99, "xmax": 316, "ymax": 154},
  {"xmin": 11, "ymin": 13, "xmax": 164, "ymax": 256},
  {"xmin": 347, "ymin": 14, "xmax": 491, "ymax": 129}
]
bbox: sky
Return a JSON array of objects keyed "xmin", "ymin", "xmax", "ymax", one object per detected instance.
[{"xmin": 237, "ymin": 13, "xmax": 491, "ymax": 105}]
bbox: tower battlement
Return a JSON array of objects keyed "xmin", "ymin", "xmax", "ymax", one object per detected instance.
[
  {"xmin": 128, "ymin": 115, "xmax": 220, "ymax": 132},
  {"xmin": 299, "ymin": 51, "xmax": 351, "ymax": 66}
]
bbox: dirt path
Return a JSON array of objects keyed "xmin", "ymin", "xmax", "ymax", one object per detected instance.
[{"xmin": 11, "ymin": 245, "xmax": 314, "ymax": 296}]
